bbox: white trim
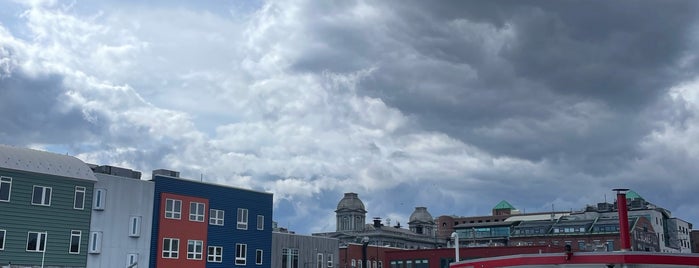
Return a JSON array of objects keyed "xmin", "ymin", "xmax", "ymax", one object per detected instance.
[
  {"xmin": 165, "ymin": 199, "xmax": 182, "ymax": 219},
  {"xmin": 187, "ymin": 240, "xmax": 204, "ymax": 260},
  {"xmin": 0, "ymin": 229, "xmax": 5, "ymax": 250},
  {"xmin": 209, "ymin": 209, "xmax": 225, "ymax": 226},
  {"xmin": 0, "ymin": 176, "xmax": 12, "ymax": 202},
  {"xmin": 31, "ymin": 185, "xmax": 52, "ymax": 206},
  {"xmin": 256, "ymin": 249, "xmax": 264, "ymax": 265},
  {"xmin": 237, "ymin": 208, "xmax": 248, "ymax": 230},
  {"xmin": 74, "ymin": 186, "xmax": 86, "ymax": 210},
  {"xmin": 162, "ymin": 238, "xmax": 179, "ymax": 259},
  {"xmin": 127, "ymin": 253, "xmax": 139, "ymax": 267},
  {"xmin": 235, "ymin": 243, "xmax": 247, "ymax": 265},
  {"xmin": 189, "ymin": 202, "xmax": 206, "ymax": 222},
  {"xmin": 93, "ymin": 188, "xmax": 106, "ymax": 210},
  {"xmin": 129, "ymin": 216, "xmax": 141, "ymax": 237},
  {"xmin": 69, "ymin": 230, "xmax": 81, "ymax": 254},
  {"xmin": 257, "ymin": 215, "xmax": 264, "ymax": 230},
  {"xmin": 89, "ymin": 231, "xmax": 102, "ymax": 254},
  {"xmin": 207, "ymin": 246, "xmax": 223, "ymax": 263},
  {"xmin": 26, "ymin": 231, "xmax": 47, "ymax": 252}
]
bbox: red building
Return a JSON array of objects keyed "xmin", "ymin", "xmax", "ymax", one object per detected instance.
[
  {"xmin": 339, "ymin": 243, "xmax": 398, "ymax": 268},
  {"xmin": 157, "ymin": 192, "xmax": 209, "ymax": 268},
  {"xmin": 386, "ymin": 246, "xmax": 565, "ymax": 268}
]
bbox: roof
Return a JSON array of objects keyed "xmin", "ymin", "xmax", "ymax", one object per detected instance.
[
  {"xmin": 626, "ymin": 190, "xmax": 643, "ymax": 200},
  {"xmin": 505, "ymin": 212, "xmax": 570, "ymax": 222},
  {"xmin": 409, "ymin": 207, "xmax": 434, "ymax": 224},
  {"xmin": 0, "ymin": 144, "xmax": 96, "ymax": 181},
  {"xmin": 493, "ymin": 200, "xmax": 516, "ymax": 210},
  {"xmin": 336, "ymin": 192, "xmax": 366, "ymax": 212}
]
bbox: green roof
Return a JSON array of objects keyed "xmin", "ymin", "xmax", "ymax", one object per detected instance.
[
  {"xmin": 493, "ymin": 200, "xmax": 516, "ymax": 210},
  {"xmin": 625, "ymin": 190, "xmax": 643, "ymax": 200}
]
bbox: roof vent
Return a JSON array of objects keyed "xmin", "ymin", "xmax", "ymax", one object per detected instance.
[{"xmin": 153, "ymin": 169, "xmax": 180, "ymax": 178}]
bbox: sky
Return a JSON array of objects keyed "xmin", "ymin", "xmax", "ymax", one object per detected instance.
[{"xmin": 1, "ymin": 0, "xmax": 699, "ymax": 234}]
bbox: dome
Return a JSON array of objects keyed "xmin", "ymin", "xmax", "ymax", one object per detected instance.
[
  {"xmin": 409, "ymin": 207, "xmax": 434, "ymax": 223},
  {"xmin": 336, "ymin": 192, "xmax": 366, "ymax": 211}
]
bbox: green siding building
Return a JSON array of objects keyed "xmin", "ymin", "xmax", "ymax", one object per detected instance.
[{"xmin": 0, "ymin": 145, "xmax": 96, "ymax": 267}]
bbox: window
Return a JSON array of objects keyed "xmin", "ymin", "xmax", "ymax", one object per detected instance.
[
  {"xmin": 189, "ymin": 202, "xmax": 205, "ymax": 222},
  {"xmin": 327, "ymin": 254, "xmax": 334, "ymax": 267},
  {"xmin": 162, "ymin": 238, "xmax": 179, "ymax": 259},
  {"xmin": 129, "ymin": 216, "xmax": 141, "ymax": 237},
  {"xmin": 256, "ymin": 249, "xmax": 263, "ymax": 265},
  {"xmin": 378, "ymin": 261, "xmax": 383, "ymax": 268},
  {"xmin": 317, "ymin": 253, "xmax": 323, "ymax": 268},
  {"xmin": 69, "ymin": 230, "xmax": 81, "ymax": 254},
  {"xmin": 31, "ymin": 186, "xmax": 52, "ymax": 206},
  {"xmin": 127, "ymin": 253, "xmax": 138, "ymax": 268},
  {"xmin": 89, "ymin": 231, "xmax": 102, "ymax": 254},
  {"xmin": 358, "ymin": 260, "xmax": 363, "ymax": 268},
  {"xmin": 235, "ymin": 243, "xmax": 247, "ymax": 265},
  {"xmin": 210, "ymin": 209, "xmax": 225, "ymax": 226},
  {"xmin": 93, "ymin": 188, "xmax": 106, "ymax": 210},
  {"xmin": 207, "ymin": 246, "xmax": 223, "ymax": 262},
  {"xmin": 74, "ymin": 186, "xmax": 86, "ymax": 209},
  {"xmin": 0, "ymin": 229, "xmax": 5, "ymax": 250},
  {"xmin": 578, "ymin": 241, "xmax": 586, "ymax": 251},
  {"xmin": 606, "ymin": 240, "xmax": 614, "ymax": 252},
  {"xmin": 237, "ymin": 208, "xmax": 248, "ymax": 229},
  {"xmin": 352, "ymin": 260, "xmax": 356, "ymax": 268},
  {"xmin": 282, "ymin": 248, "xmax": 299, "ymax": 268},
  {"xmin": 257, "ymin": 215, "xmax": 264, "ymax": 230},
  {"xmin": 165, "ymin": 199, "xmax": 182, "ymax": 219},
  {"xmin": 187, "ymin": 240, "xmax": 203, "ymax": 260},
  {"xmin": 0, "ymin": 177, "xmax": 11, "ymax": 202},
  {"xmin": 26, "ymin": 232, "xmax": 47, "ymax": 252}
]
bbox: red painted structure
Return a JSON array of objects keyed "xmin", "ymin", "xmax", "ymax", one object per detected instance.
[
  {"xmin": 450, "ymin": 252, "xmax": 699, "ymax": 267},
  {"xmin": 615, "ymin": 189, "xmax": 631, "ymax": 251},
  {"xmin": 340, "ymin": 244, "xmax": 397, "ymax": 268},
  {"xmin": 385, "ymin": 246, "xmax": 565, "ymax": 268},
  {"xmin": 157, "ymin": 193, "xmax": 209, "ymax": 268}
]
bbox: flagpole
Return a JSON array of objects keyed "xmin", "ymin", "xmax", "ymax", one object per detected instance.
[{"xmin": 40, "ymin": 231, "xmax": 47, "ymax": 268}]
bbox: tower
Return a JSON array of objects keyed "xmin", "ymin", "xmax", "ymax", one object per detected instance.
[
  {"xmin": 335, "ymin": 193, "xmax": 367, "ymax": 232},
  {"xmin": 408, "ymin": 207, "xmax": 436, "ymax": 236}
]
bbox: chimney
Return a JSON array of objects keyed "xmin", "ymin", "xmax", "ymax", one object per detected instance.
[
  {"xmin": 153, "ymin": 169, "xmax": 180, "ymax": 178},
  {"xmin": 373, "ymin": 217, "xmax": 382, "ymax": 228},
  {"xmin": 613, "ymin": 188, "xmax": 631, "ymax": 251}
]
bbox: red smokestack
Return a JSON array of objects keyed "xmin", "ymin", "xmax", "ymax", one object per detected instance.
[{"xmin": 614, "ymin": 188, "xmax": 631, "ymax": 251}]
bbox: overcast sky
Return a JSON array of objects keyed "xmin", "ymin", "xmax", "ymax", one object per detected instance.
[{"xmin": 1, "ymin": 0, "xmax": 699, "ymax": 234}]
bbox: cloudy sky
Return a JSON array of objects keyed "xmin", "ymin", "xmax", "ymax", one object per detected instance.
[{"xmin": 2, "ymin": 0, "xmax": 699, "ymax": 234}]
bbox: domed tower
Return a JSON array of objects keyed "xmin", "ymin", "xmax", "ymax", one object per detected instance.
[
  {"xmin": 336, "ymin": 193, "xmax": 367, "ymax": 232},
  {"xmin": 408, "ymin": 207, "xmax": 436, "ymax": 236}
]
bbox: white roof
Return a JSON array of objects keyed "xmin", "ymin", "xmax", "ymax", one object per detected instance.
[{"xmin": 0, "ymin": 145, "xmax": 96, "ymax": 181}]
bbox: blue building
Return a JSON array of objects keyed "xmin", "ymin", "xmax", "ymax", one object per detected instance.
[{"xmin": 149, "ymin": 169, "xmax": 273, "ymax": 268}]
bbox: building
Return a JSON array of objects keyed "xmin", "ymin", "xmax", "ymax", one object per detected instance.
[
  {"xmin": 385, "ymin": 245, "xmax": 564, "ymax": 268},
  {"xmin": 86, "ymin": 164, "xmax": 155, "ymax": 268},
  {"xmin": 149, "ymin": 169, "xmax": 273, "ymax": 268},
  {"xmin": 272, "ymin": 232, "xmax": 339, "ymax": 268},
  {"xmin": 314, "ymin": 193, "xmax": 446, "ymax": 249},
  {"xmin": 339, "ymin": 243, "xmax": 398, "ymax": 268},
  {"xmin": 0, "ymin": 145, "xmax": 96, "ymax": 267},
  {"xmin": 450, "ymin": 251, "xmax": 699, "ymax": 268},
  {"xmin": 691, "ymin": 230, "xmax": 699, "ymax": 253}
]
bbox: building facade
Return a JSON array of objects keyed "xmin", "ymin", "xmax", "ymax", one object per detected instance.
[
  {"xmin": 86, "ymin": 165, "xmax": 154, "ymax": 268},
  {"xmin": 149, "ymin": 169, "xmax": 273, "ymax": 268},
  {"xmin": 0, "ymin": 145, "xmax": 96, "ymax": 267},
  {"xmin": 272, "ymin": 232, "xmax": 339, "ymax": 268}
]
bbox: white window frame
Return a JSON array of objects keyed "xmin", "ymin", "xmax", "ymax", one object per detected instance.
[
  {"xmin": 207, "ymin": 246, "xmax": 223, "ymax": 263},
  {"xmin": 235, "ymin": 243, "xmax": 247, "ymax": 265},
  {"xmin": 0, "ymin": 229, "xmax": 5, "ymax": 250},
  {"xmin": 189, "ymin": 202, "xmax": 206, "ymax": 222},
  {"xmin": 327, "ymin": 254, "xmax": 334, "ymax": 267},
  {"xmin": 26, "ymin": 231, "xmax": 47, "ymax": 252},
  {"xmin": 31, "ymin": 185, "xmax": 52, "ymax": 206},
  {"xmin": 257, "ymin": 215, "xmax": 264, "ymax": 230},
  {"xmin": 89, "ymin": 231, "xmax": 102, "ymax": 254},
  {"xmin": 237, "ymin": 208, "xmax": 248, "ymax": 230},
  {"xmin": 165, "ymin": 199, "xmax": 182, "ymax": 219},
  {"xmin": 317, "ymin": 253, "xmax": 323, "ymax": 268},
  {"xmin": 73, "ymin": 186, "xmax": 86, "ymax": 210},
  {"xmin": 162, "ymin": 238, "xmax": 179, "ymax": 259},
  {"xmin": 256, "ymin": 249, "xmax": 263, "ymax": 265},
  {"xmin": 93, "ymin": 188, "xmax": 106, "ymax": 210},
  {"xmin": 187, "ymin": 240, "xmax": 204, "ymax": 260},
  {"xmin": 129, "ymin": 216, "xmax": 141, "ymax": 237},
  {"xmin": 127, "ymin": 253, "xmax": 139, "ymax": 267},
  {"xmin": 69, "ymin": 230, "xmax": 81, "ymax": 254},
  {"xmin": 209, "ymin": 209, "xmax": 224, "ymax": 226},
  {"xmin": 0, "ymin": 177, "xmax": 12, "ymax": 202}
]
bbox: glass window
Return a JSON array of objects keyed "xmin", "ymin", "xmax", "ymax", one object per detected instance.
[
  {"xmin": 327, "ymin": 254, "xmax": 334, "ymax": 267},
  {"xmin": 127, "ymin": 253, "xmax": 138, "ymax": 267},
  {"xmin": 189, "ymin": 202, "xmax": 205, "ymax": 222},
  {"xmin": 317, "ymin": 253, "xmax": 323, "ymax": 268},
  {"xmin": 74, "ymin": 186, "xmax": 86, "ymax": 209},
  {"xmin": 0, "ymin": 177, "xmax": 12, "ymax": 202},
  {"xmin": 257, "ymin": 215, "xmax": 264, "ymax": 230},
  {"xmin": 208, "ymin": 246, "xmax": 223, "ymax": 262},
  {"xmin": 129, "ymin": 216, "xmax": 141, "ymax": 237},
  {"xmin": 282, "ymin": 248, "xmax": 299, "ymax": 268},
  {"xmin": 256, "ymin": 249, "xmax": 263, "ymax": 265},
  {"xmin": 89, "ymin": 231, "xmax": 102, "ymax": 253},
  {"xmin": 162, "ymin": 238, "xmax": 179, "ymax": 258},
  {"xmin": 187, "ymin": 240, "xmax": 203, "ymax": 260},
  {"xmin": 69, "ymin": 230, "xmax": 81, "ymax": 254},
  {"xmin": 93, "ymin": 188, "xmax": 106, "ymax": 210},
  {"xmin": 165, "ymin": 199, "xmax": 182, "ymax": 219},
  {"xmin": 237, "ymin": 208, "xmax": 248, "ymax": 229},
  {"xmin": 210, "ymin": 209, "xmax": 225, "ymax": 226},
  {"xmin": 26, "ymin": 232, "xmax": 47, "ymax": 252},
  {"xmin": 235, "ymin": 243, "xmax": 247, "ymax": 265},
  {"xmin": 0, "ymin": 229, "xmax": 5, "ymax": 250},
  {"xmin": 31, "ymin": 186, "xmax": 52, "ymax": 206}
]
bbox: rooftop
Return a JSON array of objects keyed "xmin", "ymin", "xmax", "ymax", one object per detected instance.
[{"xmin": 0, "ymin": 144, "xmax": 96, "ymax": 181}]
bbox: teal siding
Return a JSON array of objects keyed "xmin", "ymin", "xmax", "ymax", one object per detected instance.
[{"xmin": 0, "ymin": 168, "xmax": 93, "ymax": 267}]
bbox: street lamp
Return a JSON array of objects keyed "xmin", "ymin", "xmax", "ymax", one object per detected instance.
[
  {"xmin": 451, "ymin": 232, "xmax": 459, "ymax": 262},
  {"xmin": 361, "ymin": 237, "xmax": 370, "ymax": 268}
]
